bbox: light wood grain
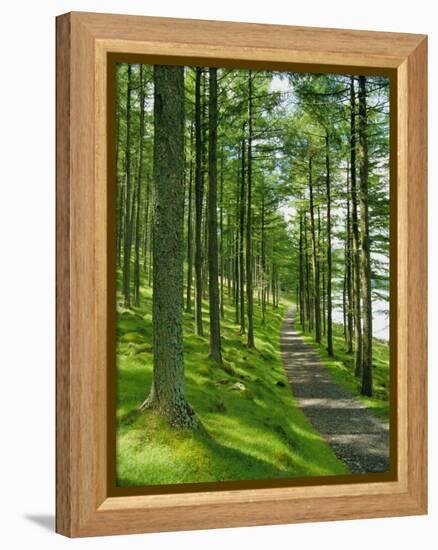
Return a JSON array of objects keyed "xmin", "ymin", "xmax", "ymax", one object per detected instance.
[
  {"xmin": 406, "ymin": 37, "xmax": 428, "ymax": 510},
  {"xmin": 56, "ymin": 13, "xmax": 71, "ymax": 537},
  {"xmin": 56, "ymin": 11, "xmax": 427, "ymax": 537}
]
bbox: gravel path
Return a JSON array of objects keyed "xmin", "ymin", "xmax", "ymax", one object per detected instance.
[{"xmin": 280, "ymin": 307, "xmax": 390, "ymax": 474}]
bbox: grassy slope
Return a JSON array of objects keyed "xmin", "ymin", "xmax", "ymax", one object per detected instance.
[
  {"xmin": 295, "ymin": 312, "xmax": 390, "ymax": 419},
  {"xmin": 116, "ymin": 283, "xmax": 348, "ymax": 487}
]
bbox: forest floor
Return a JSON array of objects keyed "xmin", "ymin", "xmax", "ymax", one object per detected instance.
[
  {"xmin": 282, "ymin": 308, "xmax": 390, "ymax": 473},
  {"xmin": 116, "ymin": 284, "xmax": 348, "ymax": 487}
]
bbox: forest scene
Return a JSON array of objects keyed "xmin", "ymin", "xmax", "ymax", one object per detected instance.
[{"xmin": 114, "ymin": 62, "xmax": 391, "ymax": 487}]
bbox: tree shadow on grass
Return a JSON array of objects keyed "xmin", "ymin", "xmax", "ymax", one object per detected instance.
[{"xmin": 116, "ymin": 412, "xmax": 295, "ymax": 487}]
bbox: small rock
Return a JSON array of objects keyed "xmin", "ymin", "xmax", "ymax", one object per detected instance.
[{"xmin": 230, "ymin": 382, "xmax": 246, "ymax": 392}]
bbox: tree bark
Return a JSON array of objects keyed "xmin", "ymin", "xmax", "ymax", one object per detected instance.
[
  {"xmin": 346, "ymin": 161, "xmax": 354, "ymax": 353},
  {"xmin": 325, "ymin": 132, "xmax": 333, "ymax": 356},
  {"xmin": 234, "ymin": 153, "xmax": 240, "ymax": 324},
  {"xmin": 115, "ymin": 65, "xmax": 124, "ymax": 269},
  {"xmin": 142, "ymin": 173, "xmax": 150, "ymax": 271},
  {"xmin": 299, "ymin": 210, "xmax": 305, "ymax": 327},
  {"xmin": 303, "ymin": 213, "xmax": 312, "ymax": 332},
  {"xmin": 185, "ymin": 117, "xmax": 194, "ymax": 313},
  {"xmin": 194, "ymin": 68, "xmax": 204, "ymax": 335},
  {"xmin": 350, "ymin": 76, "xmax": 362, "ymax": 376},
  {"xmin": 358, "ymin": 75, "xmax": 373, "ymax": 397},
  {"xmin": 246, "ymin": 71, "xmax": 255, "ymax": 348},
  {"xmin": 134, "ymin": 65, "xmax": 145, "ymax": 307},
  {"xmin": 239, "ymin": 136, "xmax": 246, "ymax": 335},
  {"xmin": 219, "ymin": 145, "xmax": 225, "ymax": 319},
  {"xmin": 261, "ymin": 188, "xmax": 267, "ymax": 325},
  {"xmin": 207, "ymin": 68, "xmax": 223, "ymax": 364},
  {"xmin": 123, "ymin": 64, "xmax": 133, "ymax": 308},
  {"xmin": 308, "ymin": 156, "xmax": 321, "ymax": 343},
  {"xmin": 117, "ymin": 179, "xmax": 125, "ymax": 268},
  {"xmin": 140, "ymin": 65, "xmax": 196, "ymax": 429}
]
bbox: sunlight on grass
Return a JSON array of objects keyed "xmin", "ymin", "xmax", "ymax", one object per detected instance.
[{"xmin": 116, "ymin": 280, "xmax": 348, "ymax": 487}]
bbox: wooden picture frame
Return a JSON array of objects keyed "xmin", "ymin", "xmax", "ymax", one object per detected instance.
[{"xmin": 56, "ymin": 11, "xmax": 427, "ymax": 537}]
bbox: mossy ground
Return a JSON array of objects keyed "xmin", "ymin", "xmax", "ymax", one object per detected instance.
[
  {"xmin": 295, "ymin": 311, "xmax": 390, "ymax": 419},
  {"xmin": 116, "ymin": 282, "xmax": 348, "ymax": 487}
]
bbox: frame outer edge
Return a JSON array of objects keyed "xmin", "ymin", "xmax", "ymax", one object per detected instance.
[
  {"xmin": 55, "ymin": 11, "xmax": 429, "ymax": 536},
  {"xmin": 56, "ymin": 12, "xmax": 72, "ymax": 537},
  {"xmin": 406, "ymin": 36, "xmax": 428, "ymax": 513}
]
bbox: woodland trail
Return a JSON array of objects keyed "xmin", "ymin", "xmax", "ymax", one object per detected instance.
[{"xmin": 280, "ymin": 308, "xmax": 390, "ymax": 474}]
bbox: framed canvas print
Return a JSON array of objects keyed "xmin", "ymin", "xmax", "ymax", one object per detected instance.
[{"xmin": 56, "ymin": 12, "xmax": 427, "ymax": 537}]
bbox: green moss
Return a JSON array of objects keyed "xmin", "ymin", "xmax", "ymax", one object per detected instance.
[{"xmin": 116, "ymin": 284, "xmax": 348, "ymax": 487}]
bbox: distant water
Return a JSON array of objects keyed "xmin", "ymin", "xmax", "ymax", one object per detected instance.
[{"xmin": 332, "ymin": 299, "xmax": 389, "ymax": 343}]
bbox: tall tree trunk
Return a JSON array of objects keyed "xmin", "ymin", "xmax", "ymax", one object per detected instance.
[
  {"xmin": 186, "ymin": 118, "xmax": 194, "ymax": 313},
  {"xmin": 299, "ymin": 210, "xmax": 305, "ymax": 327},
  {"xmin": 194, "ymin": 68, "xmax": 204, "ymax": 335},
  {"xmin": 321, "ymin": 259, "xmax": 326, "ymax": 336},
  {"xmin": 140, "ymin": 64, "xmax": 196, "ymax": 428},
  {"xmin": 325, "ymin": 132, "xmax": 334, "ymax": 356},
  {"xmin": 201, "ymin": 75, "xmax": 209, "ymax": 300},
  {"xmin": 115, "ymin": 68, "xmax": 124, "ymax": 270},
  {"xmin": 346, "ymin": 162, "xmax": 354, "ymax": 353},
  {"xmin": 246, "ymin": 71, "xmax": 255, "ymax": 348},
  {"xmin": 123, "ymin": 64, "xmax": 133, "ymax": 308},
  {"xmin": 304, "ymin": 214, "xmax": 312, "ymax": 332},
  {"xmin": 308, "ymin": 156, "xmax": 321, "ymax": 343},
  {"xmin": 359, "ymin": 75, "xmax": 373, "ymax": 397},
  {"xmin": 142, "ymin": 173, "xmax": 150, "ymax": 271},
  {"xmin": 234, "ymin": 154, "xmax": 240, "ymax": 324},
  {"xmin": 343, "ymin": 268, "xmax": 347, "ymax": 341},
  {"xmin": 148, "ymin": 211, "xmax": 153, "ymax": 287},
  {"xmin": 350, "ymin": 76, "xmax": 362, "ymax": 376},
  {"xmin": 134, "ymin": 65, "xmax": 145, "ymax": 307},
  {"xmin": 318, "ymin": 206, "xmax": 326, "ymax": 336},
  {"xmin": 261, "ymin": 189, "xmax": 267, "ymax": 325},
  {"xmin": 219, "ymin": 145, "xmax": 225, "ymax": 319},
  {"xmin": 239, "ymin": 137, "xmax": 246, "ymax": 335},
  {"xmin": 117, "ymin": 180, "xmax": 125, "ymax": 268},
  {"xmin": 207, "ymin": 68, "xmax": 223, "ymax": 364}
]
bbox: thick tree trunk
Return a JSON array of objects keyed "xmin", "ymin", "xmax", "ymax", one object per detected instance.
[
  {"xmin": 246, "ymin": 71, "xmax": 255, "ymax": 348},
  {"xmin": 141, "ymin": 65, "xmax": 196, "ymax": 428},
  {"xmin": 350, "ymin": 76, "xmax": 362, "ymax": 376},
  {"xmin": 358, "ymin": 75, "xmax": 373, "ymax": 397},
  {"xmin": 194, "ymin": 68, "xmax": 204, "ymax": 336},
  {"xmin": 207, "ymin": 68, "xmax": 223, "ymax": 364}
]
